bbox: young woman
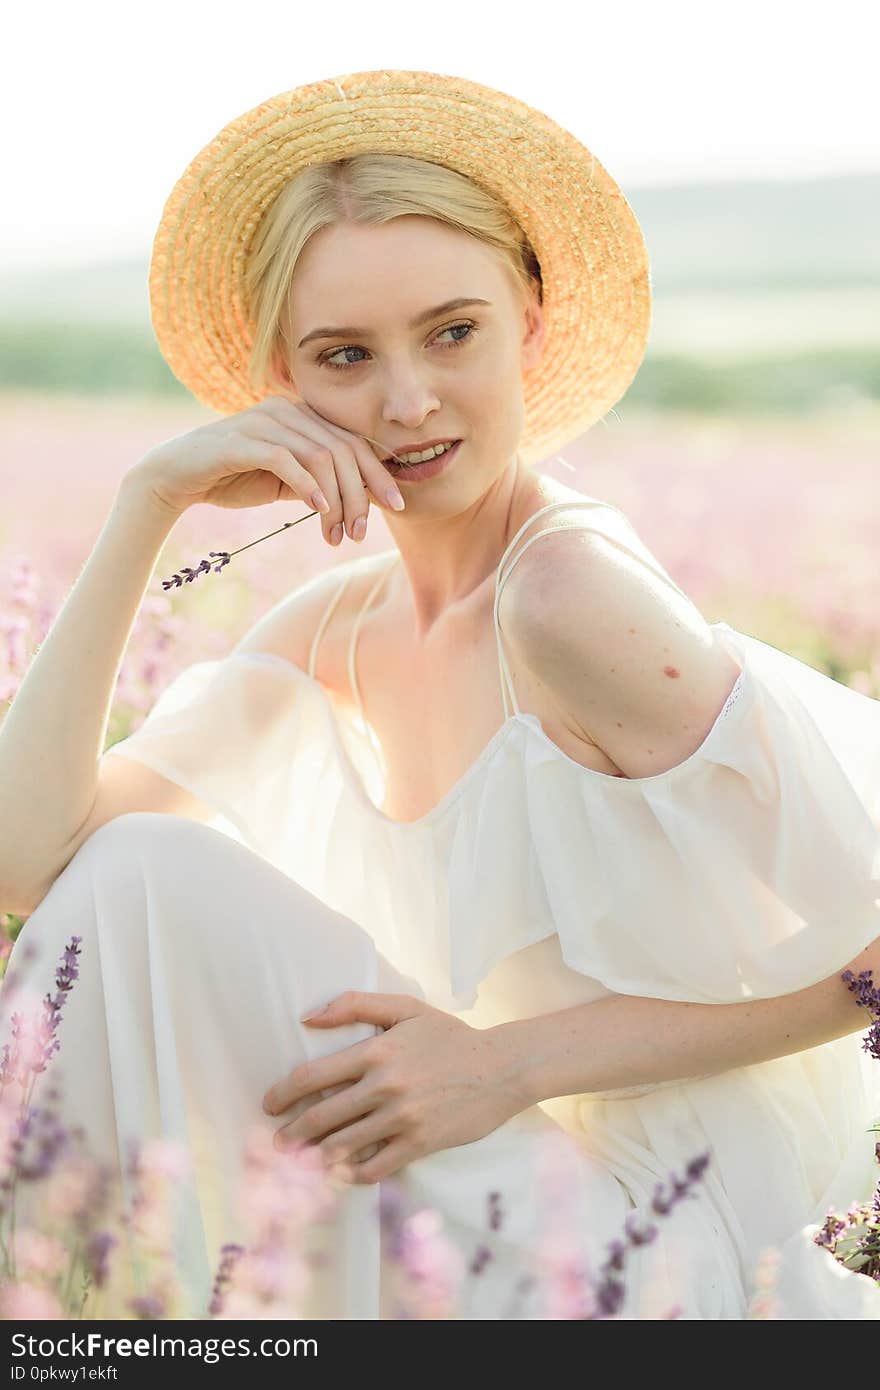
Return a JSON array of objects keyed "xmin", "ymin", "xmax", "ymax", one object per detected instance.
[{"xmin": 1, "ymin": 70, "xmax": 879, "ymax": 1320}]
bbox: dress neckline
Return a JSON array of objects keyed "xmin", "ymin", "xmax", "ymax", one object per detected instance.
[
  {"xmin": 335, "ymin": 497, "xmax": 615, "ymax": 826},
  {"xmin": 239, "ymin": 630, "xmax": 747, "ymax": 834},
  {"xmin": 285, "ymin": 493, "xmax": 748, "ymax": 828}
]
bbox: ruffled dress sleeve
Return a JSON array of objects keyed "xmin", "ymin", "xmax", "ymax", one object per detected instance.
[
  {"xmin": 103, "ymin": 650, "xmax": 344, "ymax": 876},
  {"xmin": 446, "ymin": 618, "xmax": 880, "ymax": 1008},
  {"xmin": 103, "ymin": 626, "xmax": 880, "ymax": 1018}
]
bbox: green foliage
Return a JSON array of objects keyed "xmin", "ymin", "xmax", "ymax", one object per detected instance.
[
  {"xmin": 1, "ymin": 317, "xmax": 879, "ymax": 414},
  {"xmin": 0, "ymin": 320, "xmax": 186, "ymax": 397},
  {"xmin": 625, "ymin": 348, "xmax": 880, "ymax": 414}
]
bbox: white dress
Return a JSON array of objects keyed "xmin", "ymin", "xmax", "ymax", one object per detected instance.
[{"xmin": 5, "ymin": 497, "xmax": 880, "ymax": 1320}]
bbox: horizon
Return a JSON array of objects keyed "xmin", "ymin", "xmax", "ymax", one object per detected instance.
[{"xmin": 4, "ymin": 0, "xmax": 877, "ymax": 271}]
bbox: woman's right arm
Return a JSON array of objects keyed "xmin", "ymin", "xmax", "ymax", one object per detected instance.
[
  {"xmin": 0, "ymin": 393, "xmax": 401, "ymax": 914},
  {"xmin": 0, "ymin": 468, "xmax": 185, "ymax": 912}
]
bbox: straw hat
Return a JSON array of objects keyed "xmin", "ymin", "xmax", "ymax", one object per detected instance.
[{"xmin": 149, "ymin": 69, "xmax": 652, "ymax": 467}]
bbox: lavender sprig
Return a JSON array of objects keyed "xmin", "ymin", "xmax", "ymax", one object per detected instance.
[
  {"xmin": 208, "ymin": 1242, "xmax": 246, "ymax": 1316},
  {"xmin": 841, "ymin": 967, "xmax": 880, "ymax": 1062},
  {"xmin": 160, "ymin": 432, "xmax": 411, "ymax": 591},
  {"xmin": 396, "ymin": 1151, "xmax": 711, "ymax": 1318},
  {"xmin": 0, "ymin": 935, "xmax": 84, "ymax": 1283},
  {"xmin": 811, "ymin": 968, "xmax": 880, "ymax": 1283},
  {"xmin": 161, "ymin": 514, "xmax": 318, "ymax": 590},
  {"xmin": 588, "ymin": 1152, "xmax": 711, "ymax": 1318},
  {"xmin": 0, "ymin": 936, "xmax": 82, "ymax": 1109}
]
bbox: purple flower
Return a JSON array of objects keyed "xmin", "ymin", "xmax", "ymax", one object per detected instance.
[
  {"xmin": 85, "ymin": 1231, "xmax": 119, "ymax": 1290},
  {"xmin": 469, "ymin": 1244, "xmax": 492, "ymax": 1276},
  {"xmin": 812, "ymin": 972, "xmax": 880, "ymax": 1282},
  {"xmin": 129, "ymin": 1292, "xmax": 167, "ymax": 1319},
  {"xmin": 488, "ymin": 1190, "xmax": 504, "ymax": 1232},
  {"xmin": 1, "ymin": 936, "xmax": 83, "ymax": 1094},
  {"xmin": 587, "ymin": 1150, "xmax": 712, "ymax": 1319},
  {"xmin": 208, "ymin": 1242, "xmax": 246, "ymax": 1316}
]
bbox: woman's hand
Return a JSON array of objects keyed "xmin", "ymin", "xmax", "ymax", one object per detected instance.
[
  {"xmin": 131, "ymin": 394, "xmax": 405, "ymax": 548},
  {"xmin": 260, "ymin": 992, "xmax": 529, "ymax": 1184}
]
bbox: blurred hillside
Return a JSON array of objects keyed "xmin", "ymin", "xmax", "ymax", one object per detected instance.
[{"xmin": 0, "ymin": 172, "xmax": 877, "ymax": 413}]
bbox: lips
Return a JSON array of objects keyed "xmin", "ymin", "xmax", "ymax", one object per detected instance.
[
  {"xmin": 381, "ymin": 438, "xmax": 462, "ymax": 480},
  {"xmin": 381, "ymin": 439, "xmax": 460, "ymax": 463}
]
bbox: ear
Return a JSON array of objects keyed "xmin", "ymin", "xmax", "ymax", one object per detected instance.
[
  {"xmin": 268, "ymin": 343, "xmax": 300, "ymax": 400},
  {"xmin": 520, "ymin": 284, "xmax": 545, "ymax": 373}
]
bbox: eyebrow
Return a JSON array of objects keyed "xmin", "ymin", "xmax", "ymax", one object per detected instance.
[{"xmin": 296, "ymin": 298, "xmax": 493, "ymax": 349}]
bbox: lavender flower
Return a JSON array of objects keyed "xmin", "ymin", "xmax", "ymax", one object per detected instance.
[
  {"xmin": 811, "ymin": 969, "xmax": 880, "ymax": 1283},
  {"xmin": 0, "ymin": 936, "xmax": 82, "ymax": 1106},
  {"xmin": 84, "ymin": 1231, "xmax": 118, "ymax": 1291},
  {"xmin": 129, "ymin": 1292, "xmax": 168, "ymax": 1319},
  {"xmin": 841, "ymin": 968, "xmax": 880, "ymax": 1063},
  {"xmin": 158, "ymin": 429, "xmax": 413, "ymax": 592},
  {"xmin": 376, "ymin": 1175, "xmax": 464, "ymax": 1319},
  {"xmin": 162, "ymin": 518, "xmax": 314, "ymax": 590},
  {"xmin": 585, "ymin": 1150, "xmax": 712, "ymax": 1320},
  {"xmin": 209, "ymin": 1242, "xmax": 246, "ymax": 1317}
]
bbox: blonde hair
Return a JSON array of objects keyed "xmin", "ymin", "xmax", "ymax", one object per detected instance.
[{"xmin": 243, "ymin": 152, "xmax": 543, "ymax": 396}]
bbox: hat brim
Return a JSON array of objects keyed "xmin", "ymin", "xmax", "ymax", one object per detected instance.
[{"xmin": 149, "ymin": 69, "xmax": 651, "ymax": 467}]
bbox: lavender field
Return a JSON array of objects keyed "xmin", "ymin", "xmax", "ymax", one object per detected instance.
[
  {"xmin": 1, "ymin": 387, "xmax": 879, "ymax": 1319},
  {"xmin": 2, "ymin": 389, "xmax": 878, "ymax": 752}
]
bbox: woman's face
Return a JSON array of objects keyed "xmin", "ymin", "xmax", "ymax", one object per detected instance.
[{"xmin": 280, "ymin": 215, "xmax": 545, "ymax": 515}]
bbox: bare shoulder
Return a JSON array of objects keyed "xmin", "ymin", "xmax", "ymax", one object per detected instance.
[
  {"xmin": 232, "ymin": 548, "xmax": 397, "ymax": 673},
  {"xmin": 498, "ymin": 496, "xmax": 743, "ymax": 779}
]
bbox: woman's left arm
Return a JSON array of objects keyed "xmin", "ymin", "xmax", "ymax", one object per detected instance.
[
  {"xmin": 494, "ymin": 936, "xmax": 880, "ymax": 1108},
  {"xmin": 496, "ymin": 518, "xmax": 879, "ymax": 1103}
]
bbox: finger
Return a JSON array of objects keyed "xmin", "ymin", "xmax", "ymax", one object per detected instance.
[
  {"xmin": 262, "ymin": 1047, "xmax": 367, "ymax": 1117},
  {"xmin": 315, "ymin": 1111, "xmax": 399, "ymax": 1168},
  {"xmin": 242, "ymin": 413, "xmax": 344, "ymax": 547},
  {"xmin": 277, "ymin": 1079, "xmax": 373, "ymax": 1146},
  {"xmin": 302, "ymin": 990, "xmax": 423, "ymax": 1029},
  {"xmin": 262, "ymin": 400, "xmax": 366, "ymax": 543},
  {"xmin": 347, "ymin": 1136, "xmax": 413, "ymax": 1185},
  {"xmin": 280, "ymin": 428, "xmax": 363, "ymax": 547},
  {"xmin": 292, "ymin": 401, "xmax": 404, "ymax": 514},
  {"xmin": 320, "ymin": 435, "xmax": 371, "ymax": 543},
  {"xmin": 321, "ymin": 1140, "xmax": 383, "ymax": 1188},
  {"xmin": 227, "ymin": 432, "xmax": 334, "ymax": 514}
]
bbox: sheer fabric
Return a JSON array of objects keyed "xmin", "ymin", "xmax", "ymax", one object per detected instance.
[{"xmin": 9, "ymin": 496, "xmax": 879, "ymax": 1317}]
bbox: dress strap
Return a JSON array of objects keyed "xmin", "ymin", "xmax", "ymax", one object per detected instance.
[
  {"xmin": 492, "ymin": 498, "xmax": 694, "ymax": 719},
  {"xmin": 347, "ymin": 552, "xmax": 402, "ymax": 725},
  {"xmin": 307, "ymin": 567, "xmax": 354, "ymax": 680}
]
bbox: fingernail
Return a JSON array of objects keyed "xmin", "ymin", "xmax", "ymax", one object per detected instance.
[
  {"xmin": 385, "ymin": 486, "xmax": 406, "ymax": 511},
  {"xmin": 330, "ymin": 523, "xmax": 343, "ymax": 545},
  {"xmin": 352, "ymin": 515, "xmax": 367, "ymax": 542},
  {"xmin": 311, "ymin": 488, "xmax": 330, "ymax": 513},
  {"xmin": 301, "ymin": 1003, "xmax": 330, "ymax": 1022}
]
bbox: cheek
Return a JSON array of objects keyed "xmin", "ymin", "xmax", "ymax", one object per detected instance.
[
  {"xmin": 462, "ymin": 356, "xmax": 517, "ymax": 408},
  {"xmin": 469, "ymin": 369, "xmax": 524, "ymax": 438}
]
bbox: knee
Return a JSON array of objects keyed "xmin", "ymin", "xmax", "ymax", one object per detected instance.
[
  {"xmin": 11, "ymin": 812, "xmax": 187, "ymax": 934},
  {"xmin": 28, "ymin": 812, "xmax": 224, "ymax": 926},
  {"xmin": 74, "ymin": 810, "xmax": 222, "ymax": 866},
  {"xmin": 8, "ymin": 813, "xmax": 232, "ymax": 981}
]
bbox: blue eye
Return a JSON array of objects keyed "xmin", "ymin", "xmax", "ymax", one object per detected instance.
[{"xmin": 318, "ymin": 321, "xmax": 478, "ymax": 372}]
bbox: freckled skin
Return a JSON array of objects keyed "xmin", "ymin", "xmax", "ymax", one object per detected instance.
[{"xmin": 663, "ymin": 666, "xmax": 681, "ymax": 679}]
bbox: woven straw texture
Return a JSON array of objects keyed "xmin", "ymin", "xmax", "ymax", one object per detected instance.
[{"xmin": 149, "ymin": 69, "xmax": 652, "ymax": 466}]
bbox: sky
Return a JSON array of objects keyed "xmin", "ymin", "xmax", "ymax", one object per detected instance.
[{"xmin": 3, "ymin": 0, "xmax": 878, "ymax": 271}]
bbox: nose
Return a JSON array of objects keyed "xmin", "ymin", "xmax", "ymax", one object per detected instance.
[{"xmin": 380, "ymin": 366, "xmax": 442, "ymax": 428}]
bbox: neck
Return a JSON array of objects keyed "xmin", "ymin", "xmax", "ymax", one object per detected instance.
[{"xmin": 381, "ymin": 453, "xmax": 549, "ymax": 638}]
